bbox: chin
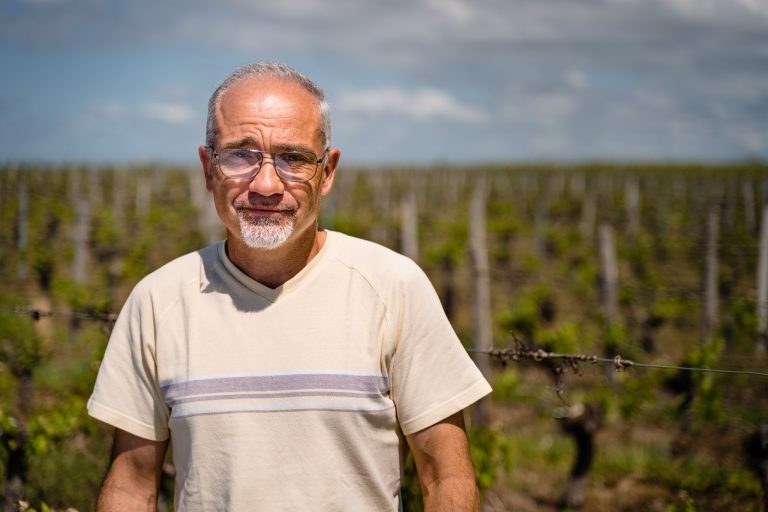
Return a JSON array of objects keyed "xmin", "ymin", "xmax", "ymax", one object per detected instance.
[{"xmin": 239, "ymin": 217, "xmax": 295, "ymax": 250}]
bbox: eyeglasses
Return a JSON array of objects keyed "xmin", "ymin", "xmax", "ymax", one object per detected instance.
[{"xmin": 209, "ymin": 147, "xmax": 328, "ymax": 183}]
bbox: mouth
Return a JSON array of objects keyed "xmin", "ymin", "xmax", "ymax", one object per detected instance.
[{"xmin": 236, "ymin": 205, "xmax": 296, "ymax": 218}]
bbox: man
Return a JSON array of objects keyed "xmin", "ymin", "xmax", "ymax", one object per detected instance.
[{"xmin": 88, "ymin": 61, "xmax": 492, "ymax": 511}]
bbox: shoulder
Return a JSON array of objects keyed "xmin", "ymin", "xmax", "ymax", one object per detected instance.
[
  {"xmin": 127, "ymin": 242, "xmax": 221, "ymax": 313},
  {"xmin": 327, "ymin": 231, "xmax": 427, "ymax": 286}
]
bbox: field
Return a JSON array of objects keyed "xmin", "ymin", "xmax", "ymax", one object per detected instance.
[{"xmin": 1, "ymin": 162, "xmax": 767, "ymax": 511}]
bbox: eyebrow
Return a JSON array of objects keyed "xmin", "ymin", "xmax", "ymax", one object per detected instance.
[
  {"xmin": 222, "ymin": 138, "xmax": 318, "ymax": 155},
  {"xmin": 222, "ymin": 137, "xmax": 260, "ymax": 149}
]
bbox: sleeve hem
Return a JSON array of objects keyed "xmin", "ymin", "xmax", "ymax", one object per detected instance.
[
  {"xmin": 87, "ymin": 397, "xmax": 169, "ymax": 442},
  {"xmin": 399, "ymin": 379, "xmax": 492, "ymax": 436}
]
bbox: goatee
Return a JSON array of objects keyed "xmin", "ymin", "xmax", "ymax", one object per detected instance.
[{"xmin": 236, "ymin": 209, "xmax": 296, "ymax": 250}]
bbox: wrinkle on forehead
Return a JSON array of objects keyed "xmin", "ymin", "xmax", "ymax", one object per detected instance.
[{"xmin": 214, "ymin": 78, "xmax": 323, "ymax": 149}]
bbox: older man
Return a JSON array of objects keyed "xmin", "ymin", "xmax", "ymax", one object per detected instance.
[{"xmin": 88, "ymin": 62, "xmax": 491, "ymax": 511}]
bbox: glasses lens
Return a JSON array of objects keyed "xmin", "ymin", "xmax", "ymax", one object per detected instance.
[
  {"xmin": 219, "ymin": 149, "xmax": 263, "ymax": 178},
  {"xmin": 275, "ymin": 151, "xmax": 318, "ymax": 181}
]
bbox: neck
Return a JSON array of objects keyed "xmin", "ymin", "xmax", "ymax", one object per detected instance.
[{"xmin": 225, "ymin": 224, "xmax": 326, "ymax": 289}]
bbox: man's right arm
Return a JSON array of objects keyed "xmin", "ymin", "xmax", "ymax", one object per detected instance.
[{"xmin": 97, "ymin": 428, "xmax": 169, "ymax": 512}]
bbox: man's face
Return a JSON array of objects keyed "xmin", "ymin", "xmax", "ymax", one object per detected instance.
[{"xmin": 199, "ymin": 77, "xmax": 339, "ymax": 250}]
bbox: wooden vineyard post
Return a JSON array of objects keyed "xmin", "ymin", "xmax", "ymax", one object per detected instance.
[
  {"xmin": 16, "ymin": 169, "xmax": 29, "ymax": 280},
  {"xmin": 319, "ymin": 174, "xmax": 337, "ymax": 231},
  {"xmin": 469, "ymin": 174, "xmax": 492, "ymax": 428},
  {"xmin": 370, "ymin": 173, "xmax": 392, "ymax": 246},
  {"xmin": 111, "ymin": 167, "xmax": 127, "ymax": 232},
  {"xmin": 703, "ymin": 204, "xmax": 720, "ymax": 344},
  {"xmin": 598, "ymin": 224, "xmax": 619, "ymax": 324},
  {"xmin": 534, "ymin": 194, "xmax": 549, "ymax": 261},
  {"xmin": 189, "ymin": 170, "xmax": 221, "ymax": 244},
  {"xmin": 71, "ymin": 170, "xmax": 91, "ymax": 286},
  {"xmin": 598, "ymin": 224, "xmax": 619, "ymax": 382},
  {"xmin": 581, "ymin": 189, "xmax": 596, "ymax": 244},
  {"xmin": 625, "ymin": 175, "xmax": 640, "ymax": 242},
  {"xmin": 135, "ymin": 173, "xmax": 152, "ymax": 220},
  {"xmin": 743, "ymin": 179, "xmax": 756, "ymax": 233},
  {"xmin": 399, "ymin": 179, "xmax": 419, "ymax": 262},
  {"xmin": 757, "ymin": 205, "xmax": 768, "ymax": 354}
]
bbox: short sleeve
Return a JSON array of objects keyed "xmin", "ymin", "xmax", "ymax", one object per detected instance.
[
  {"xmin": 87, "ymin": 282, "xmax": 170, "ymax": 441},
  {"xmin": 389, "ymin": 265, "xmax": 492, "ymax": 435}
]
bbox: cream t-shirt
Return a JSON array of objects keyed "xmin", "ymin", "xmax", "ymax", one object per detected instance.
[{"xmin": 88, "ymin": 230, "xmax": 491, "ymax": 511}]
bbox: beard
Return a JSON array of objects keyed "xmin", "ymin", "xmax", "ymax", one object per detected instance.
[{"xmin": 236, "ymin": 208, "xmax": 297, "ymax": 250}]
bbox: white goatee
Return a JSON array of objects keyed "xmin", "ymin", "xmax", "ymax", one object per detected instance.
[{"xmin": 237, "ymin": 209, "xmax": 296, "ymax": 250}]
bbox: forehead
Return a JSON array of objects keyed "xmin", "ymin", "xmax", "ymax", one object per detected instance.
[{"xmin": 215, "ymin": 77, "xmax": 323, "ymax": 147}]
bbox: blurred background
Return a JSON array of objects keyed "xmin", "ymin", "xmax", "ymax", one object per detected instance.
[{"xmin": 1, "ymin": 1, "xmax": 767, "ymax": 511}]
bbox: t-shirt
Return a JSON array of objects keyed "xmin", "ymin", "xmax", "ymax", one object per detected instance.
[{"xmin": 88, "ymin": 230, "xmax": 492, "ymax": 511}]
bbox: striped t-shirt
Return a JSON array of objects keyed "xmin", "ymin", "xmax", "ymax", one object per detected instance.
[{"xmin": 88, "ymin": 230, "xmax": 491, "ymax": 511}]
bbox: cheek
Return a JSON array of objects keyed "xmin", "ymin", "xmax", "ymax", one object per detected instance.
[{"xmin": 216, "ymin": 182, "xmax": 246, "ymax": 202}]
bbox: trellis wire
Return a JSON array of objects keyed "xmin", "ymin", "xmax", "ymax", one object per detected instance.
[
  {"xmin": 0, "ymin": 305, "xmax": 117, "ymax": 323},
  {"xmin": 467, "ymin": 347, "xmax": 768, "ymax": 378},
  {"xmin": 4, "ymin": 305, "xmax": 766, "ymax": 379}
]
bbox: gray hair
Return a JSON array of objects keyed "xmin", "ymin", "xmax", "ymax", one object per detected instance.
[{"xmin": 205, "ymin": 61, "xmax": 331, "ymax": 150}]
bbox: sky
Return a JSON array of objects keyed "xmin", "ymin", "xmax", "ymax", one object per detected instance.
[{"xmin": 1, "ymin": 0, "xmax": 767, "ymax": 166}]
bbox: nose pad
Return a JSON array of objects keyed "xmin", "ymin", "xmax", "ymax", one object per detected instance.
[{"xmin": 249, "ymin": 160, "xmax": 284, "ymax": 194}]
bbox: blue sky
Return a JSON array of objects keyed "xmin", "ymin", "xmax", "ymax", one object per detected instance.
[{"xmin": 1, "ymin": 0, "xmax": 766, "ymax": 166}]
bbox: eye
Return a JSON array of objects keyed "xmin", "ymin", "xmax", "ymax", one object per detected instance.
[
  {"xmin": 279, "ymin": 151, "xmax": 314, "ymax": 164},
  {"xmin": 221, "ymin": 149, "xmax": 262, "ymax": 167}
]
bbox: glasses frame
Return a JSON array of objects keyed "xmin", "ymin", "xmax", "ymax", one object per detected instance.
[{"xmin": 208, "ymin": 146, "xmax": 329, "ymax": 183}]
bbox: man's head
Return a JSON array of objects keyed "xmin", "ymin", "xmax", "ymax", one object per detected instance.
[
  {"xmin": 199, "ymin": 62, "xmax": 340, "ymax": 252},
  {"xmin": 205, "ymin": 62, "xmax": 332, "ymax": 151}
]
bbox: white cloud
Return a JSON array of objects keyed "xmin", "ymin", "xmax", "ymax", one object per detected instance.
[
  {"xmin": 100, "ymin": 101, "xmax": 127, "ymax": 118},
  {"xmin": 424, "ymin": 0, "xmax": 474, "ymax": 23},
  {"xmin": 2, "ymin": 0, "xmax": 767, "ymax": 162},
  {"xmin": 338, "ymin": 87, "xmax": 488, "ymax": 123},
  {"xmin": 140, "ymin": 101, "xmax": 195, "ymax": 124},
  {"xmin": 565, "ymin": 69, "xmax": 590, "ymax": 90}
]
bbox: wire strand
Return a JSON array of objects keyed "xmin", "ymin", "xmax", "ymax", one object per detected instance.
[
  {"xmin": 0, "ymin": 305, "xmax": 117, "ymax": 323},
  {"xmin": 467, "ymin": 348, "xmax": 768, "ymax": 378},
  {"xmin": 4, "ymin": 305, "xmax": 768, "ymax": 378}
]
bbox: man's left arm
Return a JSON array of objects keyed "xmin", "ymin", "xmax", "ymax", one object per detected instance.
[{"xmin": 405, "ymin": 410, "xmax": 480, "ymax": 512}]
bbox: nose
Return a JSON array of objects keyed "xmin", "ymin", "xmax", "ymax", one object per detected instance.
[{"xmin": 248, "ymin": 160, "xmax": 285, "ymax": 196}]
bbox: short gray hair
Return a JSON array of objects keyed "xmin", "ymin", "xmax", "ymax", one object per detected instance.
[{"xmin": 205, "ymin": 61, "xmax": 331, "ymax": 150}]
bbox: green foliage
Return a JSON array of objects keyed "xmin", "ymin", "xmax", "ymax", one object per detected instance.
[
  {"xmin": 423, "ymin": 219, "xmax": 468, "ymax": 268},
  {"xmin": 602, "ymin": 321, "xmax": 627, "ymax": 354},
  {"xmin": 331, "ymin": 214, "xmax": 368, "ymax": 239},
  {"xmin": 468, "ymin": 427, "xmax": 514, "ymax": 493},
  {"xmin": 0, "ymin": 305, "xmax": 45, "ymax": 375},
  {"xmin": 400, "ymin": 426, "xmax": 514, "ymax": 511},
  {"xmin": 685, "ymin": 338, "xmax": 726, "ymax": 423},
  {"xmin": 618, "ymin": 373, "xmax": 657, "ymax": 420},
  {"xmin": 497, "ymin": 286, "xmax": 554, "ymax": 341},
  {"xmin": 400, "ymin": 448, "xmax": 423, "ymax": 511},
  {"xmin": 491, "ymin": 368, "xmax": 520, "ymax": 401},
  {"xmin": 667, "ymin": 491, "xmax": 697, "ymax": 512},
  {"xmin": 651, "ymin": 294, "xmax": 696, "ymax": 324},
  {"xmin": 498, "ymin": 301, "xmax": 538, "ymax": 341},
  {"xmin": 722, "ymin": 297, "xmax": 758, "ymax": 350},
  {"xmin": 27, "ymin": 397, "xmax": 92, "ymax": 456},
  {"xmin": 537, "ymin": 322, "xmax": 582, "ymax": 354},
  {"xmin": 24, "ymin": 434, "xmax": 106, "ymax": 511},
  {"xmin": 647, "ymin": 453, "xmax": 761, "ymax": 506}
]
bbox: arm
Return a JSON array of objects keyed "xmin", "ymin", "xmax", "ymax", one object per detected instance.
[
  {"xmin": 405, "ymin": 410, "xmax": 480, "ymax": 512},
  {"xmin": 97, "ymin": 428, "xmax": 169, "ymax": 512}
]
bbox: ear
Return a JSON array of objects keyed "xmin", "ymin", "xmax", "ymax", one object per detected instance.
[
  {"xmin": 319, "ymin": 147, "xmax": 341, "ymax": 197},
  {"xmin": 199, "ymin": 145, "xmax": 215, "ymax": 191}
]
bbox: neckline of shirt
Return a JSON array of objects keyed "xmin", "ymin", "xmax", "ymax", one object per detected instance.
[{"xmin": 216, "ymin": 230, "xmax": 338, "ymax": 302}]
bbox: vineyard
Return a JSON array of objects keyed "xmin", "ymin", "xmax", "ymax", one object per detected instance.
[{"xmin": 1, "ymin": 162, "xmax": 767, "ymax": 511}]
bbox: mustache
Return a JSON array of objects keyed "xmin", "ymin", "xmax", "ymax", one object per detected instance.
[{"xmin": 234, "ymin": 203, "xmax": 297, "ymax": 213}]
